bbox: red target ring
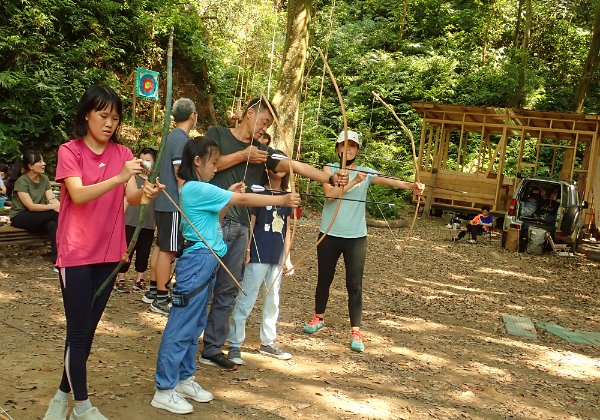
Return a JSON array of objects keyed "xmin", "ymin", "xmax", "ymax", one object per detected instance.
[
  {"xmin": 140, "ymin": 74, "xmax": 157, "ymax": 96},
  {"xmin": 135, "ymin": 68, "xmax": 160, "ymax": 101}
]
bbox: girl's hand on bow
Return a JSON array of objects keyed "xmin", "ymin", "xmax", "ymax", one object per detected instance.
[
  {"xmin": 412, "ymin": 182, "xmax": 425, "ymax": 195},
  {"xmin": 332, "ymin": 170, "xmax": 349, "ymax": 187},
  {"xmin": 143, "ymin": 180, "xmax": 164, "ymax": 199},
  {"xmin": 228, "ymin": 181, "xmax": 245, "ymax": 193}
]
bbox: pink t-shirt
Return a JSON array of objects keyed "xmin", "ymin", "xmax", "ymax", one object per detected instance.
[{"xmin": 55, "ymin": 139, "xmax": 134, "ymax": 267}]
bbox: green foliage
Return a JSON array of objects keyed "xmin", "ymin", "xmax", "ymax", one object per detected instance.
[
  {"xmin": 0, "ymin": 0, "xmax": 281, "ymax": 163},
  {"xmin": 2, "ymin": 0, "xmax": 600, "ymax": 220},
  {"xmin": 0, "ymin": 0, "xmax": 156, "ymax": 162},
  {"xmin": 286, "ymin": 0, "xmax": 600, "ymax": 217}
]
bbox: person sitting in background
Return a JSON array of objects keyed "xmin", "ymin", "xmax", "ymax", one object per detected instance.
[
  {"xmin": 9, "ymin": 150, "xmax": 60, "ymax": 264},
  {"xmin": 452, "ymin": 205, "xmax": 493, "ymax": 244}
]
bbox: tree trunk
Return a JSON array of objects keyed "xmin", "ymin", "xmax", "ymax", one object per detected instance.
[
  {"xmin": 560, "ymin": 2, "xmax": 600, "ymax": 180},
  {"xmin": 481, "ymin": 0, "xmax": 496, "ymax": 63},
  {"xmin": 272, "ymin": 0, "xmax": 311, "ymax": 157},
  {"xmin": 574, "ymin": 3, "xmax": 600, "ymax": 113},
  {"xmin": 514, "ymin": 0, "xmax": 523, "ymax": 48},
  {"xmin": 516, "ymin": 0, "xmax": 531, "ymax": 108},
  {"xmin": 398, "ymin": 0, "xmax": 409, "ymax": 42}
]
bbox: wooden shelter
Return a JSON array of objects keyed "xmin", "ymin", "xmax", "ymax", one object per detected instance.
[{"xmin": 410, "ymin": 103, "xmax": 599, "ymax": 227}]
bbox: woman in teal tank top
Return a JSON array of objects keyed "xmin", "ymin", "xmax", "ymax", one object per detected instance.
[{"xmin": 303, "ymin": 130, "xmax": 424, "ymax": 352}]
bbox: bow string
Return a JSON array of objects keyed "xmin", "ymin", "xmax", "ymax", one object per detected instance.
[{"xmin": 372, "ymin": 91, "xmax": 421, "ymax": 240}]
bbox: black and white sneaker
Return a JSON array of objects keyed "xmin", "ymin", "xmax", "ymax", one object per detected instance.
[
  {"xmin": 199, "ymin": 353, "xmax": 237, "ymax": 371},
  {"xmin": 142, "ymin": 290, "xmax": 156, "ymax": 304},
  {"xmin": 150, "ymin": 299, "xmax": 171, "ymax": 315}
]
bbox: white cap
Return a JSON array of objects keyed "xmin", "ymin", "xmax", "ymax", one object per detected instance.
[{"xmin": 336, "ymin": 130, "xmax": 362, "ymax": 147}]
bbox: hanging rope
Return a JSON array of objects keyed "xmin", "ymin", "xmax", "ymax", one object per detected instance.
[
  {"xmin": 267, "ymin": 5, "xmax": 279, "ymax": 98},
  {"xmin": 315, "ymin": 0, "xmax": 337, "ymax": 125}
]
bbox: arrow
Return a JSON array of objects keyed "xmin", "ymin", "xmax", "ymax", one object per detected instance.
[
  {"xmin": 270, "ymin": 154, "xmax": 469, "ymax": 195},
  {"xmin": 248, "ymin": 184, "xmax": 396, "ymax": 206}
]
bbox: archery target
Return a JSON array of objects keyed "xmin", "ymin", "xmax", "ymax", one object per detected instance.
[{"xmin": 135, "ymin": 68, "xmax": 159, "ymax": 101}]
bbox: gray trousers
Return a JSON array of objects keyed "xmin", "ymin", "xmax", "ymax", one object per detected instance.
[{"xmin": 201, "ymin": 219, "xmax": 249, "ymax": 357}]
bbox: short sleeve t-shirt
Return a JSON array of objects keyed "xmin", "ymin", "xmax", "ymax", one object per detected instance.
[
  {"xmin": 9, "ymin": 174, "xmax": 52, "ymax": 218},
  {"xmin": 54, "ymin": 139, "xmax": 134, "ymax": 267},
  {"xmin": 249, "ymin": 205, "xmax": 291, "ymax": 264},
  {"xmin": 472, "ymin": 213, "xmax": 493, "ymax": 231},
  {"xmin": 124, "ymin": 174, "xmax": 156, "ymax": 229},
  {"xmin": 154, "ymin": 127, "xmax": 189, "ymax": 212},
  {"xmin": 206, "ymin": 125, "xmax": 278, "ymax": 226},
  {"xmin": 179, "ymin": 180, "xmax": 233, "ymax": 257},
  {"xmin": 320, "ymin": 165, "xmax": 374, "ymax": 238}
]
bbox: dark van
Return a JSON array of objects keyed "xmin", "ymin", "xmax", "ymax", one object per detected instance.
[{"xmin": 501, "ymin": 178, "xmax": 587, "ymax": 252}]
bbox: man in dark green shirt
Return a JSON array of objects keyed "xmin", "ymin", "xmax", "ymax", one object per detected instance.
[{"xmin": 199, "ymin": 97, "xmax": 348, "ymax": 370}]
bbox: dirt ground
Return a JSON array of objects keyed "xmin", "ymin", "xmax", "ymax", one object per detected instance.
[{"xmin": 1, "ymin": 213, "xmax": 599, "ymax": 420}]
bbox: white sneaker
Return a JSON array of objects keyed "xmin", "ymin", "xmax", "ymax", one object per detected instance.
[
  {"xmin": 174, "ymin": 377, "xmax": 213, "ymax": 403},
  {"xmin": 445, "ymin": 223, "xmax": 452, "ymax": 229},
  {"xmin": 68, "ymin": 407, "xmax": 107, "ymax": 420},
  {"xmin": 151, "ymin": 389, "xmax": 194, "ymax": 414},
  {"xmin": 43, "ymin": 397, "xmax": 68, "ymax": 420},
  {"xmin": 468, "ymin": 239, "xmax": 477, "ymax": 244}
]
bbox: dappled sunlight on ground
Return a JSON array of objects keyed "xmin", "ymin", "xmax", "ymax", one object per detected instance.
[
  {"xmin": 404, "ymin": 277, "xmax": 509, "ymax": 295},
  {"xmin": 377, "ymin": 315, "xmax": 449, "ymax": 332},
  {"xmin": 477, "ymin": 267, "xmax": 550, "ymax": 283},
  {"xmin": 1, "ymin": 214, "xmax": 599, "ymax": 419},
  {"xmin": 528, "ymin": 348, "xmax": 600, "ymax": 380},
  {"xmin": 390, "ymin": 346, "xmax": 451, "ymax": 367}
]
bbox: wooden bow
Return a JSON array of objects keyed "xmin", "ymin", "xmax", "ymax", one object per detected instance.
[
  {"xmin": 372, "ymin": 91, "xmax": 421, "ymax": 238},
  {"xmin": 291, "ymin": 47, "xmax": 349, "ymax": 269}
]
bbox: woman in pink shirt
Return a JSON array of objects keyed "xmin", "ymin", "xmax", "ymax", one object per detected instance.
[{"xmin": 43, "ymin": 85, "xmax": 160, "ymax": 420}]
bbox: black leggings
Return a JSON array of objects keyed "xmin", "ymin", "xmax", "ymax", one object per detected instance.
[
  {"xmin": 315, "ymin": 234, "xmax": 367, "ymax": 328},
  {"xmin": 118, "ymin": 225, "xmax": 154, "ymax": 274},
  {"xmin": 457, "ymin": 224, "xmax": 485, "ymax": 240},
  {"xmin": 10, "ymin": 210, "xmax": 58, "ymax": 261},
  {"xmin": 58, "ymin": 263, "xmax": 116, "ymax": 401}
]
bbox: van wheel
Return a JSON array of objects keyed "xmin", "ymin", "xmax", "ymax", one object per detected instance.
[
  {"xmin": 560, "ymin": 205, "xmax": 579, "ymax": 236},
  {"xmin": 570, "ymin": 228, "xmax": 583, "ymax": 253}
]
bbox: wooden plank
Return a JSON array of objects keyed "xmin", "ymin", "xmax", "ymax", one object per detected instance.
[
  {"xmin": 425, "ymin": 125, "xmax": 434, "ymax": 171},
  {"xmin": 502, "ymin": 314, "xmax": 538, "ymax": 339},
  {"xmin": 493, "ymin": 125, "xmax": 508, "ymax": 211},
  {"xmin": 570, "ymin": 133, "xmax": 579, "ymax": 181},
  {"xmin": 0, "ymin": 226, "xmax": 49, "ymax": 245},
  {"xmin": 419, "ymin": 122, "xmax": 427, "ymax": 172},
  {"xmin": 536, "ymin": 322, "xmax": 600, "ymax": 346}
]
